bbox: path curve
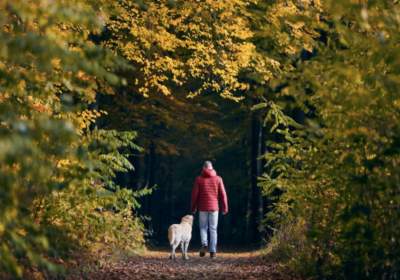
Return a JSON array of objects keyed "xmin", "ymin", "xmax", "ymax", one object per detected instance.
[{"xmin": 83, "ymin": 250, "xmax": 299, "ymax": 280}]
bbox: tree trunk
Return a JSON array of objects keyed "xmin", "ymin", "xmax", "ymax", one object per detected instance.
[
  {"xmin": 142, "ymin": 144, "xmax": 153, "ymax": 214},
  {"xmin": 249, "ymin": 112, "xmax": 264, "ymax": 244},
  {"xmin": 168, "ymin": 158, "xmax": 174, "ymax": 226}
]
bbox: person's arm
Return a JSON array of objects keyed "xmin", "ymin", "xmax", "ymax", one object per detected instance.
[
  {"xmin": 191, "ymin": 178, "xmax": 199, "ymax": 214},
  {"xmin": 218, "ymin": 177, "xmax": 228, "ymax": 214}
]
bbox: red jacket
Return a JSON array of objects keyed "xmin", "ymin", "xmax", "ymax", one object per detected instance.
[{"xmin": 191, "ymin": 168, "xmax": 228, "ymax": 213}]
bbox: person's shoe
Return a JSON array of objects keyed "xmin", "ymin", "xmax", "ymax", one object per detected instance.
[
  {"xmin": 210, "ymin": 252, "xmax": 216, "ymax": 259},
  {"xmin": 199, "ymin": 245, "xmax": 207, "ymax": 257}
]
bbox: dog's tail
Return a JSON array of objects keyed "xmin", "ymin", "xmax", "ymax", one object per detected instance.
[{"xmin": 168, "ymin": 225, "xmax": 177, "ymax": 245}]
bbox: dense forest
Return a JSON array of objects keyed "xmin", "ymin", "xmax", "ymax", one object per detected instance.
[{"xmin": 1, "ymin": 0, "xmax": 399, "ymax": 279}]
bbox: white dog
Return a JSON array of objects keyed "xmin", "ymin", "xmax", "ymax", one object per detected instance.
[{"xmin": 168, "ymin": 215, "xmax": 193, "ymax": 260}]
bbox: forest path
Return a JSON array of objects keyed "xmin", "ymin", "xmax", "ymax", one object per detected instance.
[{"xmin": 84, "ymin": 249, "xmax": 299, "ymax": 280}]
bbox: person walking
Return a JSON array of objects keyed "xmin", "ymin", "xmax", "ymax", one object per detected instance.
[{"xmin": 191, "ymin": 161, "xmax": 228, "ymax": 258}]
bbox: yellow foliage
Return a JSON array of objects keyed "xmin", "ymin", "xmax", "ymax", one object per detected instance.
[{"xmin": 105, "ymin": 0, "xmax": 272, "ymax": 100}]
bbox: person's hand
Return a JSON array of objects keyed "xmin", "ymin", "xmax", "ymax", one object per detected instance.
[{"xmin": 222, "ymin": 211, "xmax": 228, "ymax": 215}]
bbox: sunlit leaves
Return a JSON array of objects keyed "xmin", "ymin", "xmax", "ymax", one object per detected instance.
[
  {"xmin": 0, "ymin": 0, "xmax": 144, "ymax": 277},
  {"xmin": 258, "ymin": 1, "xmax": 400, "ymax": 278},
  {"xmin": 104, "ymin": 0, "xmax": 261, "ymax": 100}
]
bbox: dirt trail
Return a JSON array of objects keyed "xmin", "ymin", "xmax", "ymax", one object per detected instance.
[{"xmin": 81, "ymin": 249, "xmax": 299, "ymax": 280}]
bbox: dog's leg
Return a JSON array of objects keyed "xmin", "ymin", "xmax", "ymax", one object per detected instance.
[
  {"xmin": 169, "ymin": 245, "xmax": 173, "ymax": 260},
  {"xmin": 183, "ymin": 241, "xmax": 190, "ymax": 260},
  {"xmin": 180, "ymin": 241, "xmax": 186, "ymax": 260},
  {"xmin": 170, "ymin": 242, "xmax": 178, "ymax": 260}
]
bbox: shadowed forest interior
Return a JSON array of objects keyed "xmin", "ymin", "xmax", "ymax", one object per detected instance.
[{"xmin": 109, "ymin": 95, "xmax": 267, "ymax": 247}]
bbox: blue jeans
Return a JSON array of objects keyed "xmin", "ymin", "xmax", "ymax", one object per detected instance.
[{"xmin": 199, "ymin": 211, "xmax": 219, "ymax": 253}]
